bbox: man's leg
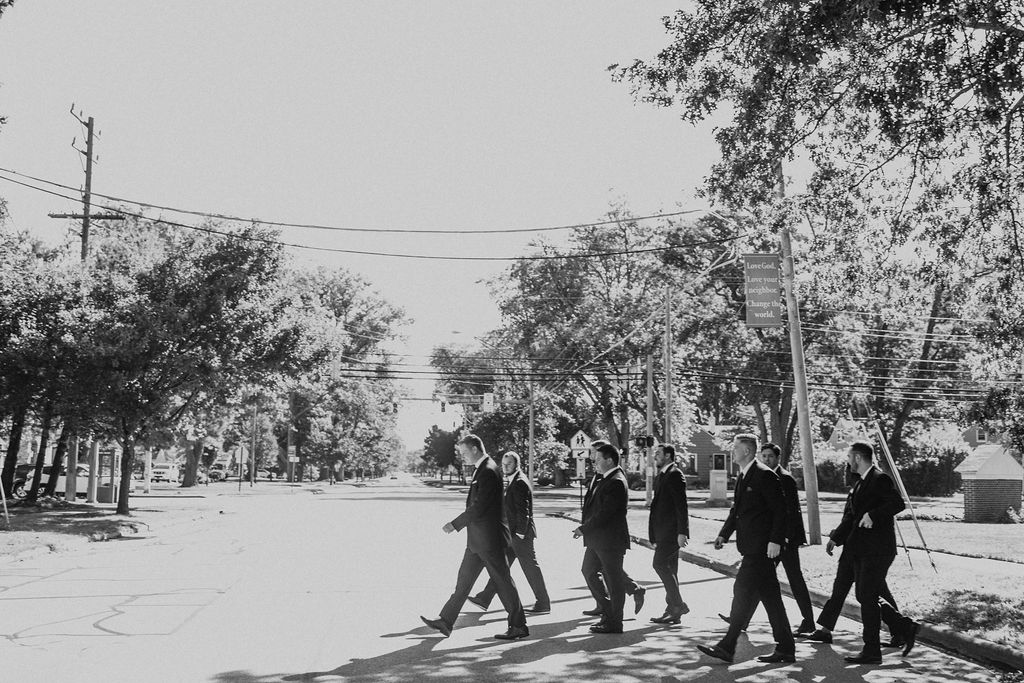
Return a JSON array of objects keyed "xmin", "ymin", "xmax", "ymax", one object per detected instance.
[
  {"xmin": 439, "ymin": 548, "xmax": 487, "ymax": 629},
  {"xmin": 780, "ymin": 544, "xmax": 816, "ymax": 629},
  {"xmin": 511, "ymin": 535, "xmax": 550, "ymax": 608},
  {"xmin": 717, "ymin": 555, "xmax": 760, "ymax": 655},
  {"xmin": 652, "ymin": 540, "xmax": 685, "ymax": 614},
  {"xmin": 853, "ymin": 554, "xmax": 895, "ymax": 656},
  {"xmin": 473, "ymin": 544, "xmax": 515, "ymax": 608},
  {"xmin": 817, "ymin": 551, "xmax": 855, "ymax": 631},
  {"xmin": 480, "ymin": 546, "xmax": 526, "ymax": 628},
  {"xmin": 752, "ymin": 553, "xmax": 795, "ymax": 654},
  {"xmin": 595, "ymin": 548, "xmax": 627, "ymax": 629},
  {"xmin": 582, "ymin": 547, "xmax": 609, "ymax": 614}
]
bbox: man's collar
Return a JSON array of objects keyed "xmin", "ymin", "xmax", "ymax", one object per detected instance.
[
  {"xmin": 605, "ymin": 466, "xmax": 623, "ymax": 478},
  {"xmin": 659, "ymin": 461, "xmax": 674, "ymax": 474},
  {"xmin": 740, "ymin": 458, "xmax": 756, "ymax": 476},
  {"xmin": 474, "ymin": 454, "xmax": 489, "ymax": 469},
  {"xmin": 508, "ymin": 469, "xmax": 522, "ymax": 480}
]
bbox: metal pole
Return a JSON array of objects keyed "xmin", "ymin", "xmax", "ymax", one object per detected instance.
[
  {"xmin": 663, "ymin": 295, "xmax": 673, "ymax": 444},
  {"xmin": 81, "ymin": 117, "xmax": 94, "ymax": 260},
  {"xmin": 86, "ymin": 441, "xmax": 99, "ymax": 503},
  {"xmin": 527, "ymin": 380, "xmax": 535, "ymax": 486},
  {"xmin": 645, "ymin": 353, "xmax": 655, "ymax": 506},
  {"xmin": 250, "ymin": 401, "xmax": 258, "ymax": 487},
  {"xmin": 777, "ymin": 161, "xmax": 822, "ymax": 544}
]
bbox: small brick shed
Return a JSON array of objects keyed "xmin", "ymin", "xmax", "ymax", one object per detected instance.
[{"xmin": 954, "ymin": 444, "xmax": 1023, "ymax": 523}]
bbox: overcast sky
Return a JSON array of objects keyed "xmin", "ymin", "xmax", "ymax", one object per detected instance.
[{"xmin": 0, "ymin": 2, "xmax": 721, "ymax": 448}]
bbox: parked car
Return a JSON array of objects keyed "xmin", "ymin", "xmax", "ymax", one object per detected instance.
[
  {"xmin": 208, "ymin": 463, "xmax": 229, "ymax": 482},
  {"xmin": 13, "ymin": 464, "xmax": 91, "ymax": 499}
]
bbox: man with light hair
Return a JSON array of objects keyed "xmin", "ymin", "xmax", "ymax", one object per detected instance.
[
  {"xmin": 698, "ymin": 433, "xmax": 795, "ymax": 664},
  {"xmin": 471, "ymin": 451, "xmax": 551, "ymax": 614}
]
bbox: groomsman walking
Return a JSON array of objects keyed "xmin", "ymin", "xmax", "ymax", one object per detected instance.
[
  {"xmin": 647, "ymin": 444, "xmax": 690, "ymax": 624},
  {"xmin": 471, "ymin": 451, "xmax": 551, "ymax": 614},
  {"xmin": 420, "ymin": 434, "xmax": 528, "ymax": 640}
]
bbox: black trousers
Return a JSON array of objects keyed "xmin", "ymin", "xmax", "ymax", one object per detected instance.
[
  {"xmin": 440, "ymin": 546, "xmax": 525, "ymax": 629},
  {"xmin": 719, "ymin": 553, "xmax": 794, "ymax": 655},
  {"xmin": 476, "ymin": 535, "xmax": 550, "ymax": 608},
  {"xmin": 818, "ymin": 549, "xmax": 899, "ymax": 633},
  {"xmin": 739, "ymin": 544, "xmax": 814, "ymax": 629},
  {"xmin": 852, "ymin": 553, "xmax": 895, "ymax": 653},
  {"xmin": 652, "ymin": 540, "xmax": 686, "ymax": 614},
  {"xmin": 582, "ymin": 546, "xmax": 627, "ymax": 627}
]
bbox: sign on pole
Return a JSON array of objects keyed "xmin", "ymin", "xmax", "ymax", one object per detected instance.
[
  {"xmin": 742, "ymin": 254, "xmax": 783, "ymax": 328},
  {"xmin": 482, "ymin": 392, "xmax": 495, "ymax": 413},
  {"xmin": 287, "ymin": 445, "xmax": 298, "ymax": 463}
]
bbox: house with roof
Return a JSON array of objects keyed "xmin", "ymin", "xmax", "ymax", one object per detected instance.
[{"xmin": 954, "ymin": 444, "xmax": 1023, "ymax": 522}]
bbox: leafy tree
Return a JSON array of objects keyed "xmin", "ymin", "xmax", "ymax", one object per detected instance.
[{"xmin": 422, "ymin": 425, "xmax": 459, "ymax": 480}]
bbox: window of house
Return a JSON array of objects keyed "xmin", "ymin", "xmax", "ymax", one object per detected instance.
[{"xmin": 977, "ymin": 430, "xmax": 988, "ymax": 443}]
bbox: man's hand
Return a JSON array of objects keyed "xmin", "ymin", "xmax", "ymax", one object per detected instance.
[
  {"xmin": 572, "ymin": 527, "xmax": 583, "ymax": 540},
  {"xmin": 515, "ymin": 532, "xmax": 525, "ymax": 540},
  {"xmin": 713, "ymin": 536, "xmax": 724, "ymax": 550},
  {"xmin": 442, "ymin": 522, "xmax": 456, "ymax": 534},
  {"xmin": 826, "ymin": 539, "xmax": 836, "ymax": 556},
  {"xmin": 678, "ymin": 534, "xmax": 689, "ymax": 548},
  {"xmin": 767, "ymin": 541, "xmax": 781, "ymax": 559},
  {"xmin": 859, "ymin": 512, "xmax": 874, "ymax": 529}
]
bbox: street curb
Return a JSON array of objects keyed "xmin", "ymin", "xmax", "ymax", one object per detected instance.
[
  {"xmin": 0, "ymin": 521, "xmax": 140, "ymax": 566},
  {"xmin": 547, "ymin": 511, "xmax": 1023, "ymax": 673}
]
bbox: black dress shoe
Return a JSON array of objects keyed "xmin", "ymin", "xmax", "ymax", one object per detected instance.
[
  {"xmin": 805, "ymin": 629, "xmax": 833, "ymax": 643},
  {"xmin": 718, "ymin": 613, "xmax": 746, "ymax": 632},
  {"xmin": 582, "ymin": 607, "xmax": 604, "ymax": 617},
  {"xmin": 696, "ymin": 644, "xmax": 734, "ymax": 664},
  {"xmin": 794, "ymin": 619, "xmax": 816, "ymax": 635},
  {"xmin": 633, "ymin": 586, "xmax": 646, "ymax": 615},
  {"xmin": 844, "ymin": 652, "xmax": 882, "ymax": 664},
  {"xmin": 757, "ymin": 651, "xmax": 796, "ymax": 663},
  {"xmin": 590, "ymin": 623, "xmax": 623, "ymax": 634},
  {"xmin": 524, "ymin": 604, "xmax": 551, "ymax": 614},
  {"xmin": 467, "ymin": 594, "xmax": 489, "ymax": 610},
  {"xmin": 650, "ymin": 613, "xmax": 682, "ymax": 625},
  {"xmin": 494, "ymin": 625, "xmax": 529, "ymax": 640},
  {"xmin": 902, "ymin": 622, "xmax": 919, "ymax": 656},
  {"xmin": 678, "ymin": 602, "xmax": 690, "ymax": 615},
  {"xmin": 420, "ymin": 616, "xmax": 452, "ymax": 637},
  {"xmin": 883, "ymin": 638, "xmax": 906, "ymax": 648}
]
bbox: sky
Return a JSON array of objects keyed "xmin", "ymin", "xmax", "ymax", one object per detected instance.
[{"xmin": 0, "ymin": 2, "xmax": 722, "ymax": 448}]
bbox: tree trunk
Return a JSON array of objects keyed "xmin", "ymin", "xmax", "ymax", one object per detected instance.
[
  {"xmin": 117, "ymin": 433, "xmax": 135, "ymax": 515},
  {"xmin": 181, "ymin": 438, "xmax": 203, "ymax": 487},
  {"xmin": 43, "ymin": 421, "xmax": 72, "ymax": 497},
  {"xmin": 1, "ymin": 405, "xmax": 27, "ymax": 496},
  {"xmin": 27, "ymin": 407, "xmax": 54, "ymax": 502}
]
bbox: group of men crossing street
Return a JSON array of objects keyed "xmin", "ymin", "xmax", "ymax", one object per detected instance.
[{"xmin": 420, "ymin": 431, "xmax": 920, "ymax": 668}]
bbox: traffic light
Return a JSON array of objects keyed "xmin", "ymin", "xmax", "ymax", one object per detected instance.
[{"xmin": 440, "ymin": 401, "xmax": 446, "ymax": 413}]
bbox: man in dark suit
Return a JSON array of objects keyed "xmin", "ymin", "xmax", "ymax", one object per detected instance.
[
  {"xmin": 579, "ymin": 441, "xmax": 645, "ymax": 620},
  {"xmin": 835, "ymin": 441, "xmax": 918, "ymax": 664},
  {"xmin": 470, "ymin": 451, "xmax": 551, "ymax": 614},
  {"xmin": 697, "ymin": 433, "xmax": 795, "ymax": 664},
  {"xmin": 420, "ymin": 434, "xmax": 528, "ymax": 640},
  {"xmin": 648, "ymin": 444, "xmax": 690, "ymax": 624},
  {"xmin": 573, "ymin": 441, "xmax": 631, "ymax": 634},
  {"xmin": 805, "ymin": 466, "xmax": 911, "ymax": 650}
]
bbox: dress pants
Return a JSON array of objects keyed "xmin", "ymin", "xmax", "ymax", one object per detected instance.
[
  {"xmin": 652, "ymin": 540, "xmax": 685, "ymax": 614},
  {"xmin": 819, "ymin": 549, "xmax": 899, "ymax": 633},
  {"xmin": 582, "ymin": 546, "xmax": 627, "ymax": 627},
  {"xmin": 780, "ymin": 544, "xmax": 815, "ymax": 626},
  {"xmin": 440, "ymin": 546, "xmax": 525, "ymax": 629},
  {"xmin": 852, "ymin": 552, "xmax": 895, "ymax": 654},
  {"xmin": 476, "ymin": 535, "xmax": 550, "ymax": 608},
  {"xmin": 719, "ymin": 553, "xmax": 795, "ymax": 655}
]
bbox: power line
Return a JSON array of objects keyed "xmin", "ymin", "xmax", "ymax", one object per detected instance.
[
  {"xmin": 0, "ymin": 165, "xmax": 721, "ymax": 235},
  {"xmin": 3, "ymin": 174, "xmax": 749, "ymax": 262}
]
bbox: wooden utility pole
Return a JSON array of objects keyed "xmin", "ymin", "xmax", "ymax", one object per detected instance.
[
  {"xmin": 663, "ymin": 294, "xmax": 673, "ymax": 445},
  {"xmin": 645, "ymin": 354, "xmax": 655, "ymax": 505},
  {"xmin": 48, "ymin": 110, "xmax": 124, "ymax": 258},
  {"xmin": 776, "ymin": 161, "xmax": 822, "ymax": 544},
  {"xmin": 527, "ymin": 380, "xmax": 535, "ymax": 486}
]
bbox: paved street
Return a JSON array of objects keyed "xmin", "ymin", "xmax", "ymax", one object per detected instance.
[{"xmin": 0, "ymin": 476, "xmax": 1002, "ymax": 682}]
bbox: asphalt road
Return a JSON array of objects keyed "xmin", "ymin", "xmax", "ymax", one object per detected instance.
[{"xmin": 0, "ymin": 475, "xmax": 1002, "ymax": 682}]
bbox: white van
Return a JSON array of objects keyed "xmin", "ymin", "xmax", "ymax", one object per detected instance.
[{"xmin": 151, "ymin": 463, "xmax": 179, "ymax": 483}]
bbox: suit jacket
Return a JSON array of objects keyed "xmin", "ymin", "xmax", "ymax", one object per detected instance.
[
  {"xmin": 580, "ymin": 467, "xmax": 630, "ymax": 551},
  {"xmin": 648, "ymin": 462, "xmax": 690, "ymax": 543},
  {"xmin": 775, "ymin": 466, "xmax": 807, "ymax": 547},
  {"xmin": 504, "ymin": 471, "xmax": 537, "ymax": 540},
  {"xmin": 831, "ymin": 466, "xmax": 905, "ymax": 557},
  {"xmin": 718, "ymin": 460, "xmax": 787, "ymax": 556},
  {"xmin": 450, "ymin": 456, "xmax": 511, "ymax": 554}
]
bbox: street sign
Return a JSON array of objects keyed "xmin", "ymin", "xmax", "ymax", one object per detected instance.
[
  {"xmin": 482, "ymin": 392, "xmax": 495, "ymax": 413},
  {"xmin": 288, "ymin": 456, "xmax": 299, "ymax": 463},
  {"xmin": 287, "ymin": 445, "xmax": 296, "ymax": 458},
  {"xmin": 742, "ymin": 253, "xmax": 783, "ymax": 327}
]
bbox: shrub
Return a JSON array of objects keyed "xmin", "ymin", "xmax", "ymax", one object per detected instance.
[{"xmin": 626, "ymin": 471, "xmax": 646, "ymax": 490}]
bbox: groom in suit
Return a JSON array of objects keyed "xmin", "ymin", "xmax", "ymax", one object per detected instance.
[
  {"xmin": 697, "ymin": 433, "xmax": 795, "ymax": 664},
  {"xmin": 421, "ymin": 434, "xmax": 528, "ymax": 640}
]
